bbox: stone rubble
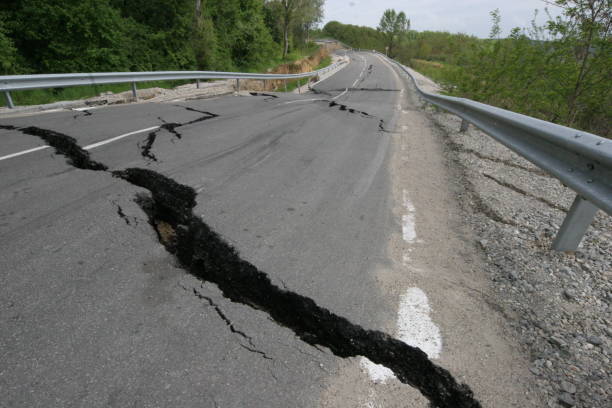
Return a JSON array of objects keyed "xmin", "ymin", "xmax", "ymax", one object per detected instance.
[{"xmin": 420, "ymin": 102, "xmax": 611, "ymax": 408}]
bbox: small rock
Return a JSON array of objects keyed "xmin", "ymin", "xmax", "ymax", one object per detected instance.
[
  {"xmin": 558, "ymin": 392, "xmax": 576, "ymax": 407},
  {"xmin": 550, "ymin": 335, "xmax": 567, "ymax": 348},
  {"xmin": 560, "ymin": 380, "xmax": 576, "ymax": 394},
  {"xmin": 563, "ymin": 289, "xmax": 576, "ymax": 300},
  {"xmin": 587, "ymin": 335, "xmax": 603, "ymax": 346}
]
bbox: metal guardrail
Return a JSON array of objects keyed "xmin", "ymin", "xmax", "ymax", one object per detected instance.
[
  {"xmin": 0, "ymin": 61, "xmax": 346, "ymax": 109},
  {"xmin": 372, "ymin": 51, "xmax": 611, "ymax": 251}
]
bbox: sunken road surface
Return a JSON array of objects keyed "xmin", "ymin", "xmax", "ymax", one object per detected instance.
[{"xmin": 0, "ymin": 52, "xmax": 538, "ymax": 407}]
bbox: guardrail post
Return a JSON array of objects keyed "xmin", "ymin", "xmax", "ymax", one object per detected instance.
[
  {"xmin": 131, "ymin": 82, "xmax": 138, "ymax": 101},
  {"xmin": 4, "ymin": 91, "xmax": 14, "ymax": 109},
  {"xmin": 236, "ymin": 79, "xmax": 240, "ymax": 92},
  {"xmin": 196, "ymin": 79, "xmax": 200, "ymax": 89},
  {"xmin": 298, "ymin": 79, "xmax": 301, "ymax": 94},
  {"xmin": 284, "ymin": 80, "xmax": 287, "ymax": 93},
  {"xmin": 552, "ymin": 195, "xmax": 598, "ymax": 251},
  {"xmin": 460, "ymin": 119, "xmax": 469, "ymax": 132}
]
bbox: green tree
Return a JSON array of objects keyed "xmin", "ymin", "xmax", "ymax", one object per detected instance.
[
  {"xmin": 266, "ymin": 0, "xmax": 325, "ymax": 58},
  {"xmin": 0, "ymin": 18, "xmax": 19, "ymax": 75},
  {"xmin": 378, "ymin": 9, "xmax": 409, "ymax": 57},
  {"xmin": 2, "ymin": 0, "xmax": 130, "ymax": 73}
]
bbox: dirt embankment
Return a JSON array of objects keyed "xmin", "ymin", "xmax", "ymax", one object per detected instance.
[{"xmin": 248, "ymin": 43, "xmax": 340, "ymax": 92}]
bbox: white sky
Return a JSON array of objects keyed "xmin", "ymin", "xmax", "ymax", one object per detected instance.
[{"xmin": 322, "ymin": 0, "xmax": 564, "ymax": 38}]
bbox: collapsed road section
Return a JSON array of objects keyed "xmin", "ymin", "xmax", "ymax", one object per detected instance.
[{"xmin": 2, "ymin": 122, "xmax": 482, "ymax": 408}]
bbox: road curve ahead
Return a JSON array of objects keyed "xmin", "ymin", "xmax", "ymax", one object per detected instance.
[{"xmin": 0, "ymin": 52, "xmax": 533, "ymax": 408}]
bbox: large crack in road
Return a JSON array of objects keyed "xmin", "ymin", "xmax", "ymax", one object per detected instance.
[
  {"xmin": 3, "ymin": 122, "xmax": 482, "ymax": 408},
  {"xmin": 139, "ymin": 107, "xmax": 219, "ymax": 162}
]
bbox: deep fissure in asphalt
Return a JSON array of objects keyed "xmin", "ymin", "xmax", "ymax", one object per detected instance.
[
  {"xmin": 249, "ymin": 92, "xmax": 279, "ymax": 100},
  {"xmin": 116, "ymin": 168, "xmax": 481, "ymax": 408},
  {"xmin": 325, "ymin": 100, "xmax": 388, "ymax": 132},
  {"xmin": 18, "ymin": 126, "xmax": 108, "ymax": 171},
  {"xmin": 5, "ymin": 123, "xmax": 482, "ymax": 408},
  {"xmin": 139, "ymin": 109, "xmax": 219, "ymax": 161}
]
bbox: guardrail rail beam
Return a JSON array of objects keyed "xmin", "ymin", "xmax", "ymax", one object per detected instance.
[{"xmin": 374, "ymin": 51, "xmax": 612, "ymax": 252}]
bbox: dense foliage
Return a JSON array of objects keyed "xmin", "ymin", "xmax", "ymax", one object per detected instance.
[
  {"xmin": 323, "ymin": 1, "xmax": 611, "ymax": 137},
  {"xmin": 0, "ymin": 0, "xmax": 324, "ymax": 75}
]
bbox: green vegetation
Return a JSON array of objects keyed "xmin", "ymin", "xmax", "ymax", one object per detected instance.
[
  {"xmin": 377, "ymin": 9, "xmax": 410, "ymax": 57},
  {"xmin": 276, "ymin": 54, "xmax": 332, "ymax": 93},
  {"xmin": 8, "ymin": 80, "xmax": 191, "ymax": 107},
  {"xmin": 323, "ymin": 0, "xmax": 611, "ymax": 137},
  {"xmin": 314, "ymin": 55, "xmax": 332, "ymax": 71},
  {"xmin": 0, "ymin": 0, "xmax": 326, "ymax": 105}
]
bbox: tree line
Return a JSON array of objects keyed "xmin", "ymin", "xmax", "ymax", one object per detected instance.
[
  {"xmin": 0, "ymin": 0, "xmax": 325, "ymax": 75},
  {"xmin": 321, "ymin": 1, "xmax": 610, "ymax": 137}
]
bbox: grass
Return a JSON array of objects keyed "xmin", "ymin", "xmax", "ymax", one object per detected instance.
[
  {"xmin": 314, "ymin": 56, "xmax": 332, "ymax": 71},
  {"xmin": 409, "ymin": 59, "xmax": 455, "ymax": 86},
  {"xmin": 6, "ymin": 79, "xmax": 191, "ymax": 107}
]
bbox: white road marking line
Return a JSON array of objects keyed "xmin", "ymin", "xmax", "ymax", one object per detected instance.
[
  {"xmin": 360, "ymin": 359, "xmax": 394, "ymax": 384},
  {"xmin": 402, "ymin": 189, "xmax": 417, "ymax": 243},
  {"xmin": 0, "ymin": 145, "xmax": 50, "ymax": 162},
  {"xmin": 0, "ymin": 125, "xmax": 160, "ymax": 163},
  {"xmin": 351, "ymin": 55, "xmax": 368, "ymax": 88},
  {"xmin": 361, "ymin": 288, "xmax": 443, "ymax": 383},
  {"xmin": 398, "ymin": 288, "xmax": 443, "ymax": 358},
  {"xmin": 281, "ymin": 98, "xmax": 327, "ymax": 105},
  {"xmin": 361, "ymin": 187, "xmax": 442, "ymax": 384},
  {"xmin": 83, "ymin": 126, "xmax": 159, "ymax": 150},
  {"xmin": 332, "ymin": 88, "xmax": 349, "ymax": 100}
]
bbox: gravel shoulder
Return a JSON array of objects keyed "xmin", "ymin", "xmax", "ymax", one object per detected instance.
[{"xmin": 412, "ymin": 73, "xmax": 611, "ymax": 408}]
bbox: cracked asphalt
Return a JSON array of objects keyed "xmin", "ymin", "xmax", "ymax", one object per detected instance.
[{"xmin": 0, "ymin": 52, "xmax": 533, "ymax": 407}]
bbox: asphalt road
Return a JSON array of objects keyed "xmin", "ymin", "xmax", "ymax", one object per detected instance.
[{"xmin": 0, "ymin": 51, "xmax": 419, "ymax": 407}]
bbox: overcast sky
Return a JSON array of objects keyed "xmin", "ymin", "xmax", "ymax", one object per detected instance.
[{"xmin": 322, "ymin": 0, "xmax": 564, "ymax": 38}]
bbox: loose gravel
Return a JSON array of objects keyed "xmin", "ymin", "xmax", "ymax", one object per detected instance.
[{"xmin": 416, "ymin": 99, "xmax": 611, "ymax": 408}]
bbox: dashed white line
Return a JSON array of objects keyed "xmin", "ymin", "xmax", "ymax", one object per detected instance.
[
  {"xmin": 361, "ymin": 188, "xmax": 442, "ymax": 385},
  {"xmin": 361, "ymin": 287, "xmax": 443, "ymax": 384},
  {"xmin": 402, "ymin": 189, "xmax": 417, "ymax": 243},
  {"xmin": 397, "ymin": 288, "xmax": 443, "ymax": 359}
]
